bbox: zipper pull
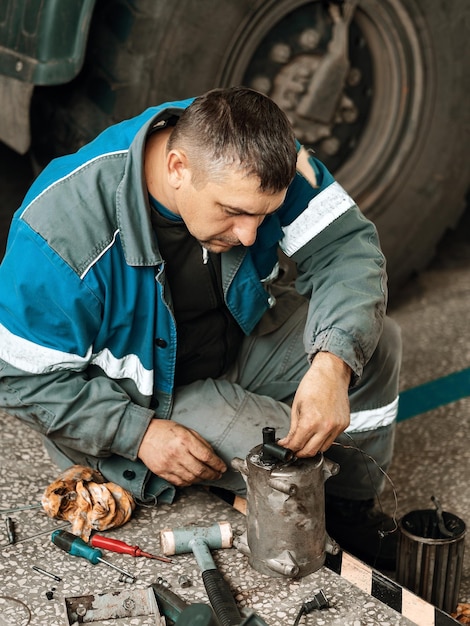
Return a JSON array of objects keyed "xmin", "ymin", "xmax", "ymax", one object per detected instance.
[{"xmin": 202, "ymin": 246, "xmax": 209, "ymax": 264}]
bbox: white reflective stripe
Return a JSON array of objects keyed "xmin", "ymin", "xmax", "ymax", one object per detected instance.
[
  {"xmin": 347, "ymin": 397, "xmax": 399, "ymax": 432},
  {"xmin": 0, "ymin": 323, "xmax": 153, "ymax": 396},
  {"xmin": 91, "ymin": 348, "xmax": 153, "ymax": 397},
  {"xmin": 280, "ymin": 181, "xmax": 355, "ymax": 257},
  {"xmin": 261, "ymin": 261, "xmax": 280, "ymax": 283},
  {"xmin": 0, "ymin": 323, "xmax": 91, "ymax": 373},
  {"xmin": 80, "ymin": 229, "xmax": 119, "ymax": 279}
]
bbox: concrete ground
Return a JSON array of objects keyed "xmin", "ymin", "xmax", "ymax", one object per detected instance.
[
  {"xmin": 384, "ymin": 210, "xmax": 470, "ymax": 609},
  {"xmin": 0, "ymin": 142, "xmax": 468, "ymax": 625}
]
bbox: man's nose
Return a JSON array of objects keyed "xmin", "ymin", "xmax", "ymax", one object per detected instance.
[{"xmin": 232, "ymin": 217, "xmax": 259, "ymax": 247}]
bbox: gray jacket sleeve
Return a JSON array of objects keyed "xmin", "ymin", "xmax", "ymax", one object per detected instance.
[
  {"xmin": 0, "ymin": 358, "xmax": 155, "ymax": 460},
  {"xmin": 292, "ymin": 205, "xmax": 387, "ymax": 382}
]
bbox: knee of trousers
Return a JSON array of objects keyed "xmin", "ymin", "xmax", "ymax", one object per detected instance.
[{"xmin": 349, "ymin": 316, "xmax": 402, "ymax": 411}]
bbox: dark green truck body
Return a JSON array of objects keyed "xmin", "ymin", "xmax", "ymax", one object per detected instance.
[{"xmin": 0, "ymin": 0, "xmax": 95, "ymax": 84}]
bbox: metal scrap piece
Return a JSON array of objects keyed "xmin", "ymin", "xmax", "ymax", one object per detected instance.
[{"xmin": 64, "ymin": 588, "xmax": 164, "ymax": 624}]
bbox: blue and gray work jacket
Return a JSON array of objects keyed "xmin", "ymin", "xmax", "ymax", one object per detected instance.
[{"xmin": 0, "ymin": 98, "xmax": 387, "ymax": 466}]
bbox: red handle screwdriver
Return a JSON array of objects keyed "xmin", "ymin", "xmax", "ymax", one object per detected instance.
[{"xmin": 91, "ymin": 534, "xmax": 172, "ymax": 563}]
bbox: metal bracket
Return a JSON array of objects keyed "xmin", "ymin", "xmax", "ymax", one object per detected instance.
[{"xmin": 64, "ymin": 588, "xmax": 164, "ymax": 625}]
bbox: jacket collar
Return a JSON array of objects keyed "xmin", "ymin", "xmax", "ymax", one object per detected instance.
[{"xmin": 115, "ymin": 103, "xmax": 191, "ymax": 266}]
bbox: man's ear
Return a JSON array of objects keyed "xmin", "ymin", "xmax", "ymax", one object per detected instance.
[
  {"xmin": 167, "ymin": 149, "xmax": 189, "ymax": 189},
  {"xmin": 296, "ymin": 147, "xmax": 318, "ymax": 188}
]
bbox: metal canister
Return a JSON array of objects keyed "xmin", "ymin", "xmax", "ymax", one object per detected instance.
[
  {"xmin": 396, "ymin": 507, "xmax": 466, "ymax": 614},
  {"xmin": 232, "ymin": 427, "xmax": 339, "ymax": 578}
]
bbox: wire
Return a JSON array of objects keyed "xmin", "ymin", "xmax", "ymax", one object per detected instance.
[
  {"xmin": 331, "ymin": 435, "xmax": 399, "ymax": 537},
  {"xmin": 0, "ymin": 504, "xmax": 42, "ymax": 514},
  {"xmin": 292, "ymin": 606, "xmax": 306, "ymax": 626},
  {"xmin": 292, "ymin": 590, "xmax": 330, "ymax": 625},
  {"xmin": 0, "ymin": 595, "xmax": 31, "ymax": 626}
]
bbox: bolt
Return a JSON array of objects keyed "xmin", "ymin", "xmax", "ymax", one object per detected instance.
[
  {"xmin": 178, "ymin": 574, "xmax": 192, "ymax": 588},
  {"xmin": 299, "ymin": 28, "xmax": 320, "ymax": 50},
  {"xmin": 347, "ymin": 67, "xmax": 362, "ymax": 86},
  {"xmin": 123, "ymin": 598, "xmax": 136, "ymax": 610},
  {"xmin": 118, "ymin": 573, "xmax": 136, "ymax": 584},
  {"xmin": 321, "ymin": 137, "xmax": 341, "ymax": 156},
  {"xmin": 342, "ymin": 105, "xmax": 359, "ymax": 124},
  {"xmin": 250, "ymin": 76, "xmax": 272, "ymax": 95},
  {"xmin": 270, "ymin": 43, "xmax": 291, "ymax": 64}
]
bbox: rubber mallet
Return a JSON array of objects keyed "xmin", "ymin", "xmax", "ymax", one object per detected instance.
[{"xmin": 160, "ymin": 522, "xmax": 241, "ymax": 626}]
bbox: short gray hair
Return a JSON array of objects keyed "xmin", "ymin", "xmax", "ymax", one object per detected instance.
[{"xmin": 167, "ymin": 87, "xmax": 297, "ymax": 192}]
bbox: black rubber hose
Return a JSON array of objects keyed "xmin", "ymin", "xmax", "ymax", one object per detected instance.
[{"xmin": 202, "ymin": 568, "xmax": 241, "ymax": 625}]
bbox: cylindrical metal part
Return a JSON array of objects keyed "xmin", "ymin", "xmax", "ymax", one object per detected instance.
[
  {"xmin": 261, "ymin": 441, "xmax": 293, "ymax": 463},
  {"xmin": 5, "ymin": 516, "xmax": 15, "ymax": 544},
  {"xmin": 396, "ymin": 509, "xmax": 466, "ymax": 614},
  {"xmin": 32, "ymin": 565, "xmax": 62, "ymax": 582},
  {"xmin": 237, "ymin": 443, "xmax": 338, "ymax": 577},
  {"xmin": 262, "ymin": 427, "xmax": 275, "ymax": 444},
  {"xmin": 260, "ymin": 427, "xmax": 293, "ymax": 464}
]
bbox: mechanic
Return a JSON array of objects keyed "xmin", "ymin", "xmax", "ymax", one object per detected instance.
[{"xmin": 0, "ymin": 87, "xmax": 401, "ymax": 568}]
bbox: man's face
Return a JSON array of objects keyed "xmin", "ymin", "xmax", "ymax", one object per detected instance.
[{"xmin": 172, "ymin": 165, "xmax": 287, "ymax": 253}]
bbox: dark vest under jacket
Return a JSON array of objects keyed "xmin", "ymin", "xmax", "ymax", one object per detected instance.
[{"xmin": 150, "ymin": 206, "xmax": 244, "ymax": 386}]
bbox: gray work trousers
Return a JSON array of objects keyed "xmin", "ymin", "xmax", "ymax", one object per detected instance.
[{"xmin": 45, "ymin": 303, "xmax": 402, "ymax": 504}]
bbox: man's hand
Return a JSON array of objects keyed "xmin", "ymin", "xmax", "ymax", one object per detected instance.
[
  {"xmin": 278, "ymin": 352, "xmax": 352, "ymax": 456},
  {"xmin": 138, "ymin": 420, "xmax": 227, "ymax": 487}
]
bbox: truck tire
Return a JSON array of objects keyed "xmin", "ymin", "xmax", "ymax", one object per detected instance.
[{"xmin": 30, "ymin": 0, "xmax": 470, "ymax": 290}]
